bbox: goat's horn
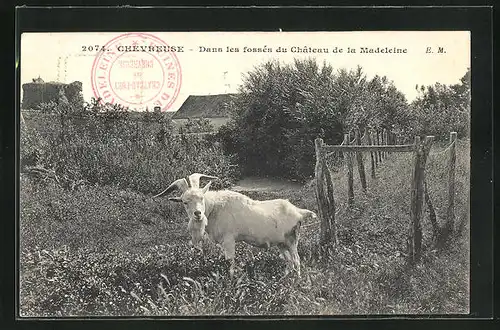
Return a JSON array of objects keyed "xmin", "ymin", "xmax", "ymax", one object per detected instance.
[
  {"xmin": 188, "ymin": 173, "xmax": 219, "ymax": 188},
  {"xmin": 152, "ymin": 178, "xmax": 189, "ymax": 198}
]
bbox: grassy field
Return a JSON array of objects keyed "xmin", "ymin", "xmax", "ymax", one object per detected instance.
[{"xmin": 19, "ymin": 140, "xmax": 470, "ymax": 317}]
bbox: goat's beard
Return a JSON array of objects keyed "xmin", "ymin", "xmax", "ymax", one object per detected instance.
[{"xmin": 188, "ymin": 215, "xmax": 208, "ymax": 245}]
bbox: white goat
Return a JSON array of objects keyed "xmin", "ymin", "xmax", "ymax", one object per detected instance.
[{"xmin": 153, "ymin": 173, "xmax": 317, "ymax": 277}]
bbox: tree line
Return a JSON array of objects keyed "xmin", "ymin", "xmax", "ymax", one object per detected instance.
[{"xmin": 217, "ymin": 59, "xmax": 470, "ymax": 181}]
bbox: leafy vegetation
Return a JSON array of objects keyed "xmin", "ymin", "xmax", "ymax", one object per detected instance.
[
  {"xmin": 219, "ymin": 60, "xmax": 470, "ymax": 181},
  {"xmin": 21, "ymin": 97, "xmax": 239, "ymax": 194},
  {"xmin": 19, "ymin": 139, "xmax": 469, "ymax": 316},
  {"xmin": 19, "ymin": 59, "xmax": 470, "ymax": 317},
  {"xmin": 408, "ymin": 68, "xmax": 470, "ymax": 141},
  {"xmin": 178, "ymin": 118, "xmax": 215, "ymax": 134}
]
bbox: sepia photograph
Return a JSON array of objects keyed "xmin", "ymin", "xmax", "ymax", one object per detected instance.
[{"xmin": 18, "ymin": 30, "xmax": 471, "ymax": 317}]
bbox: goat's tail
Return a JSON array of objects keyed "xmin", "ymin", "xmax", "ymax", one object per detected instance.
[{"xmin": 300, "ymin": 209, "xmax": 318, "ymax": 220}]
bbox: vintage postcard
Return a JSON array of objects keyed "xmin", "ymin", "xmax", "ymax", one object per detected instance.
[{"xmin": 19, "ymin": 31, "xmax": 470, "ymax": 317}]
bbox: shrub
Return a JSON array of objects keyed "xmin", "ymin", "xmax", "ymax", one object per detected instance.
[
  {"xmin": 20, "ymin": 125, "xmax": 43, "ymax": 169},
  {"xmin": 221, "ymin": 60, "xmax": 413, "ymax": 182},
  {"xmin": 178, "ymin": 118, "xmax": 215, "ymax": 134},
  {"xmin": 219, "ymin": 60, "xmax": 470, "ymax": 181},
  {"xmin": 20, "ymin": 97, "xmax": 239, "ymax": 193},
  {"xmin": 36, "ymin": 100, "xmax": 58, "ymax": 113}
]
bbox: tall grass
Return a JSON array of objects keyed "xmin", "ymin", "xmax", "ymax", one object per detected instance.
[{"xmin": 19, "ymin": 138, "xmax": 469, "ymax": 316}]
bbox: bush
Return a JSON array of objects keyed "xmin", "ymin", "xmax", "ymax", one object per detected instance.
[
  {"xmin": 218, "ymin": 60, "xmax": 470, "ymax": 181},
  {"xmin": 20, "ymin": 125, "xmax": 42, "ymax": 169},
  {"xmin": 36, "ymin": 100, "xmax": 58, "ymax": 113},
  {"xmin": 178, "ymin": 118, "xmax": 215, "ymax": 134},
  {"xmin": 20, "ymin": 97, "xmax": 240, "ymax": 193},
  {"xmin": 220, "ymin": 60, "xmax": 413, "ymax": 182}
]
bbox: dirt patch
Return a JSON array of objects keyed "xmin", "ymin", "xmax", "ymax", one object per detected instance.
[{"xmin": 232, "ymin": 176, "xmax": 304, "ymax": 192}]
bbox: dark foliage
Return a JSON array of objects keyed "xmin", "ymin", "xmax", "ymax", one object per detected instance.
[{"xmin": 218, "ymin": 60, "xmax": 414, "ymax": 181}]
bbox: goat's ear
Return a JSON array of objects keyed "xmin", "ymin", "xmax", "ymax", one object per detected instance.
[
  {"xmin": 168, "ymin": 197, "xmax": 183, "ymax": 203},
  {"xmin": 202, "ymin": 181, "xmax": 212, "ymax": 194}
]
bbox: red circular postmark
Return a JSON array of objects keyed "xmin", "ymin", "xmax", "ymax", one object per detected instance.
[{"xmin": 91, "ymin": 33, "xmax": 182, "ymax": 111}]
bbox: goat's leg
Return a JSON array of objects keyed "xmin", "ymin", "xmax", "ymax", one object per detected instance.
[
  {"xmin": 278, "ymin": 246, "xmax": 292, "ymax": 276},
  {"xmin": 289, "ymin": 245, "xmax": 301, "ymax": 277},
  {"xmin": 285, "ymin": 223, "xmax": 302, "ymax": 277},
  {"xmin": 222, "ymin": 238, "xmax": 236, "ymax": 278},
  {"xmin": 288, "ymin": 233, "xmax": 301, "ymax": 277}
]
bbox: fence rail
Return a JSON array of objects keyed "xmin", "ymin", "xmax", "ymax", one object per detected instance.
[{"xmin": 323, "ymin": 144, "xmax": 415, "ymax": 153}]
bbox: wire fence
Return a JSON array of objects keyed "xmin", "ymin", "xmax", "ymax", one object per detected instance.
[{"xmin": 314, "ymin": 129, "xmax": 458, "ymax": 264}]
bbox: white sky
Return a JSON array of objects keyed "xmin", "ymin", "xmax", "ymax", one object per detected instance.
[{"xmin": 20, "ymin": 31, "xmax": 470, "ymax": 111}]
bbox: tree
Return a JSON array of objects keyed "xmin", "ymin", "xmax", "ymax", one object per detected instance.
[
  {"xmin": 340, "ymin": 69, "xmax": 409, "ymax": 135},
  {"xmin": 221, "ymin": 59, "xmax": 344, "ymax": 181},
  {"xmin": 409, "ymin": 68, "xmax": 470, "ymax": 140},
  {"xmin": 220, "ymin": 59, "xmax": 412, "ymax": 181}
]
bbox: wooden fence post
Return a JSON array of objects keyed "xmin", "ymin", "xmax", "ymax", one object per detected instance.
[
  {"xmin": 366, "ymin": 127, "xmax": 376, "ymax": 179},
  {"xmin": 408, "ymin": 135, "xmax": 434, "ymax": 264},
  {"xmin": 445, "ymin": 132, "xmax": 457, "ymax": 233},
  {"xmin": 314, "ymin": 138, "xmax": 337, "ymax": 256},
  {"xmin": 323, "ymin": 153, "xmax": 338, "ymax": 248},
  {"xmin": 383, "ymin": 128, "xmax": 388, "ymax": 158},
  {"xmin": 381, "ymin": 129, "xmax": 384, "ymax": 159},
  {"xmin": 355, "ymin": 128, "xmax": 367, "ymax": 192},
  {"xmin": 372, "ymin": 129, "xmax": 379, "ymax": 168},
  {"xmin": 408, "ymin": 136, "xmax": 422, "ymax": 264},
  {"xmin": 314, "ymin": 138, "xmax": 325, "ymax": 222},
  {"xmin": 376, "ymin": 129, "xmax": 382, "ymax": 163},
  {"xmin": 344, "ymin": 134, "xmax": 354, "ymax": 206}
]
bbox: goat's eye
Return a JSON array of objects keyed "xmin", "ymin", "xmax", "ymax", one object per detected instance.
[{"xmin": 183, "ymin": 201, "xmax": 188, "ymax": 205}]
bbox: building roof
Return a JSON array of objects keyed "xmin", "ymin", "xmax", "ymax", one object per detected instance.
[{"xmin": 172, "ymin": 94, "xmax": 235, "ymax": 119}]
